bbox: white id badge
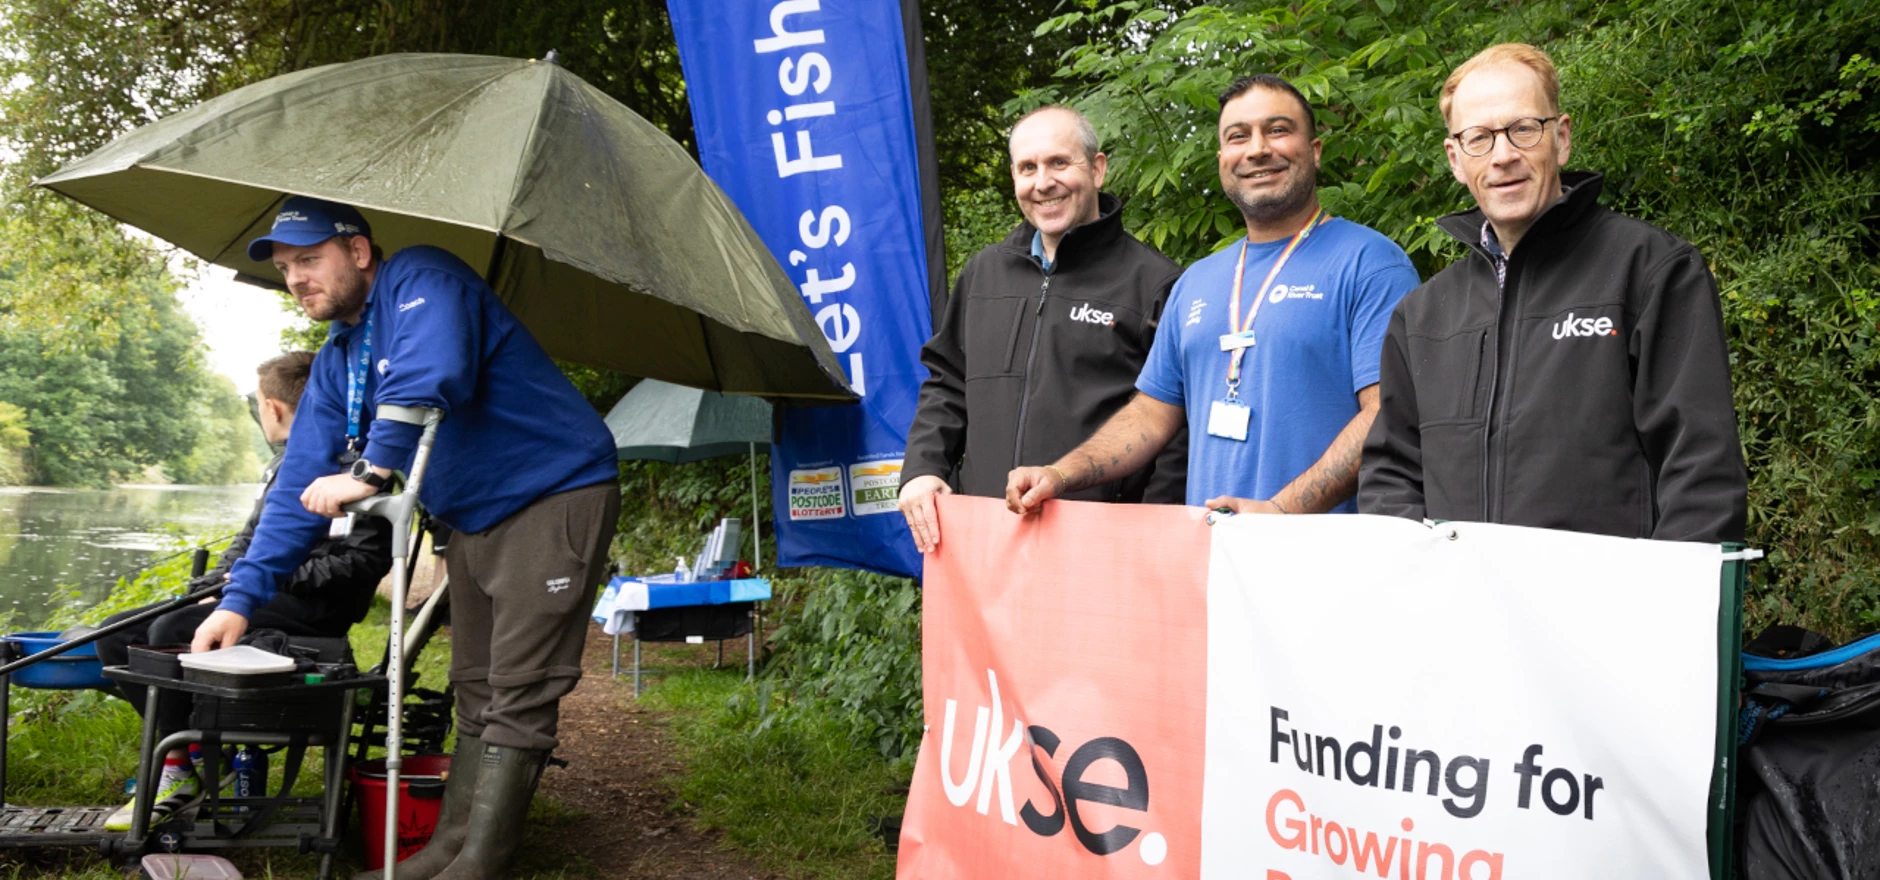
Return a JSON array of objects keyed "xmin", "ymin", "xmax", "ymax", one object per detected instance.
[
  {"xmin": 328, "ymin": 512, "xmax": 356, "ymax": 539},
  {"xmin": 1207, "ymin": 400, "xmax": 1251, "ymax": 441}
]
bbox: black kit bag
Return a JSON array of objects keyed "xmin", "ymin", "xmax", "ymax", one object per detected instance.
[{"xmin": 1737, "ymin": 625, "xmax": 1880, "ymax": 879}]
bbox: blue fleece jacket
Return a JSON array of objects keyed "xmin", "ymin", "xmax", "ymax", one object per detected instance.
[{"xmin": 221, "ymin": 246, "xmax": 618, "ymax": 620}]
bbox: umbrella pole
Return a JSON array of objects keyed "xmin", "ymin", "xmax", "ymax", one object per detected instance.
[
  {"xmin": 748, "ymin": 441, "xmax": 762, "ymax": 683},
  {"xmin": 749, "ymin": 442, "xmax": 762, "ymax": 573}
]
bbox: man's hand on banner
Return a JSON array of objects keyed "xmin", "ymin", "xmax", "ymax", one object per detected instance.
[
  {"xmin": 1005, "ymin": 465, "xmax": 1067, "ymax": 515},
  {"xmin": 899, "ymin": 475, "xmax": 953, "ymax": 553},
  {"xmin": 1206, "ymin": 495, "xmax": 1287, "ymax": 515}
]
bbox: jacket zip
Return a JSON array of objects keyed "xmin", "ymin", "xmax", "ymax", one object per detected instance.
[
  {"xmin": 1011, "ymin": 275, "xmax": 1051, "ymax": 469},
  {"xmin": 1481, "ymin": 263, "xmax": 1505, "ymax": 523}
]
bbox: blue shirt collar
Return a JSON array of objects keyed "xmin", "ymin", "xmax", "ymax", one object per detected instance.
[{"xmin": 1029, "ymin": 229, "xmax": 1055, "ymax": 275}]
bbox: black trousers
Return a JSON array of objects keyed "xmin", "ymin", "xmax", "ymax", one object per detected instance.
[{"xmin": 95, "ymin": 594, "xmax": 349, "ymax": 735}]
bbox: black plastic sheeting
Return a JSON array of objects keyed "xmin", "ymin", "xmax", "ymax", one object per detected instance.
[{"xmin": 1739, "ymin": 626, "xmax": 1880, "ymax": 879}]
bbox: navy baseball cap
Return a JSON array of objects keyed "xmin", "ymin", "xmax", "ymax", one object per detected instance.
[{"xmin": 246, "ymin": 196, "xmax": 372, "ymax": 261}]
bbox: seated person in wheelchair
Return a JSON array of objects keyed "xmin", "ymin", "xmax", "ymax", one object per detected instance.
[{"xmin": 94, "ymin": 351, "xmax": 394, "ymax": 831}]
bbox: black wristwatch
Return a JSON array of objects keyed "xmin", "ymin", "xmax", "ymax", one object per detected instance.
[{"xmin": 349, "ymin": 457, "xmax": 389, "ymax": 489}]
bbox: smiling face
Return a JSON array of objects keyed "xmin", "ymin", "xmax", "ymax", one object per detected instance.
[
  {"xmin": 1009, "ymin": 109, "xmax": 1107, "ymax": 248},
  {"xmin": 272, "ymin": 236, "xmax": 373, "ymax": 323},
  {"xmin": 1444, "ymin": 61, "xmax": 1571, "ymax": 251},
  {"xmin": 1217, "ymin": 86, "xmax": 1322, "ymax": 238}
]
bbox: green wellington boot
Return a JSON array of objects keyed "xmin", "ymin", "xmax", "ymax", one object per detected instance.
[
  {"xmin": 351, "ymin": 733, "xmax": 485, "ymax": 880},
  {"xmin": 431, "ymin": 743, "xmax": 549, "ymax": 880}
]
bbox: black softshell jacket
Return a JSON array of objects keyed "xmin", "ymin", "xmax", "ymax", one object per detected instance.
[
  {"xmin": 1359, "ymin": 172, "xmax": 1748, "ymax": 543},
  {"xmin": 903, "ymin": 194, "xmax": 1187, "ymax": 502}
]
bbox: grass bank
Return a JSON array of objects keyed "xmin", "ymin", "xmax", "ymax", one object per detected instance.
[{"xmin": 641, "ymin": 668, "xmax": 909, "ymax": 880}]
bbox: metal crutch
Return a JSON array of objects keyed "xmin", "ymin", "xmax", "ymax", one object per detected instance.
[{"xmin": 344, "ymin": 404, "xmax": 444, "ymax": 880}]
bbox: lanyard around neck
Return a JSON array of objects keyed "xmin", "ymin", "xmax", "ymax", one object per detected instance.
[
  {"xmin": 1225, "ymin": 208, "xmax": 1328, "ymax": 389},
  {"xmin": 344, "ymin": 309, "xmax": 374, "ymax": 455}
]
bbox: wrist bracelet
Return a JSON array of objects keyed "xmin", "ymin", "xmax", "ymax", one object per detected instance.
[{"xmin": 1043, "ymin": 464, "xmax": 1071, "ymax": 491}]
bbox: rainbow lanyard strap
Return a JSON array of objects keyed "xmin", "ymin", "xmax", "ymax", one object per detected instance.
[{"xmin": 1223, "ymin": 207, "xmax": 1329, "ymax": 401}]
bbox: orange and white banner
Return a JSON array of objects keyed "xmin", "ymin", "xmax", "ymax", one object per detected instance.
[{"xmin": 898, "ymin": 497, "xmax": 1724, "ymax": 880}]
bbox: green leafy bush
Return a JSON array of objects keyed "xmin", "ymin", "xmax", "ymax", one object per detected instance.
[{"xmin": 762, "ymin": 567, "xmax": 923, "ymax": 760}]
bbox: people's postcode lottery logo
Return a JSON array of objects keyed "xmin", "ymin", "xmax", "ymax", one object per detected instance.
[{"xmin": 788, "ymin": 467, "xmax": 846, "ymax": 520}]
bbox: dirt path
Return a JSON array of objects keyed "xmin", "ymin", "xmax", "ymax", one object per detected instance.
[{"xmin": 517, "ymin": 624, "xmax": 772, "ymax": 880}]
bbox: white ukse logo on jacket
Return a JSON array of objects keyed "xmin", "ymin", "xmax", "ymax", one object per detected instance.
[
  {"xmin": 1551, "ymin": 312, "xmax": 1617, "ymax": 339},
  {"xmin": 1069, "ymin": 303, "xmax": 1114, "ymax": 327}
]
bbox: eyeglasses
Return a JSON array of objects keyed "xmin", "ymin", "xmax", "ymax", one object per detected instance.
[{"xmin": 1449, "ymin": 117, "xmax": 1558, "ymax": 157}]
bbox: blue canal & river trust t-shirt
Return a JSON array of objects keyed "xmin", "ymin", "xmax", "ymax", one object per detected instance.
[{"xmin": 1135, "ymin": 217, "xmax": 1419, "ymax": 509}]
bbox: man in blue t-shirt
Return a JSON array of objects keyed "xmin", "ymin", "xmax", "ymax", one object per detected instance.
[
  {"xmin": 189, "ymin": 197, "xmax": 620, "ymax": 880},
  {"xmin": 1007, "ymin": 75, "xmax": 1419, "ymax": 515}
]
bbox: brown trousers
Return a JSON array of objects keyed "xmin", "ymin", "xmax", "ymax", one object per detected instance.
[{"xmin": 444, "ymin": 481, "xmax": 619, "ymax": 751}]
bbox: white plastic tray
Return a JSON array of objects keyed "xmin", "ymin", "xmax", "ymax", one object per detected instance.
[{"xmin": 176, "ymin": 645, "xmax": 295, "ymax": 676}]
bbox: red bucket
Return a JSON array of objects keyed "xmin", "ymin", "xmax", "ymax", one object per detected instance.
[{"xmin": 351, "ymin": 755, "xmax": 451, "ymax": 869}]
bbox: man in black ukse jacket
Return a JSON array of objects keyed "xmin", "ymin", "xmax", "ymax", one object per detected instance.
[
  {"xmin": 898, "ymin": 106, "xmax": 1186, "ymax": 552},
  {"xmin": 1359, "ymin": 43, "xmax": 1748, "ymax": 543}
]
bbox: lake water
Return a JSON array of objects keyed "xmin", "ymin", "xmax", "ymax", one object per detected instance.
[{"xmin": 0, "ymin": 485, "xmax": 259, "ymax": 628}]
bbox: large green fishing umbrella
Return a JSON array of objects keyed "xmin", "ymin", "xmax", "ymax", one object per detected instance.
[{"xmin": 35, "ymin": 52, "xmax": 852, "ymax": 402}]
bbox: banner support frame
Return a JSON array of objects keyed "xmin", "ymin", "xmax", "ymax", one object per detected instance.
[{"xmin": 1709, "ymin": 543, "xmax": 1750, "ymax": 880}]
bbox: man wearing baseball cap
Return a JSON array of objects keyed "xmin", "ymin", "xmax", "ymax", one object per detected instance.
[{"xmin": 195, "ymin": 195, "xmax": 620, "ymax": 880}]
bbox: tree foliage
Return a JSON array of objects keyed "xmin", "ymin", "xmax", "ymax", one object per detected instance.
[
  {"xmin": 166, "ymin": 374, "xmax": 266, "ymax": 485},
  {"xmin": 0, "ymin": 286, "xmax": 261, "ymax": 486},
  {"xmin": 0, "ymin": 401, "xmax": 30, "ymax": 484}
]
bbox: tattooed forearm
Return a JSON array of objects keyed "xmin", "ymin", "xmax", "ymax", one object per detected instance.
[
  {"xmin": 1055, "ymin": 393, "xmax": 1184, "ymax": 493},
  {"xmin": 1274, "ymin": 386, "xmax": 1379, "ymax": 514},
  {"xmin": 1291, "ymin": 440, "xmax": 1361, "ymax": 512}
]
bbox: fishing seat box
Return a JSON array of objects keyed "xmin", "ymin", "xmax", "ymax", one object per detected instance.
[{"xmin": 130, "ymin": 643, "xmax": 354, "ymax": 733}]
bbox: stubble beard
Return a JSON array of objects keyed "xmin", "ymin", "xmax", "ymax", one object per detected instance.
[
  {"xmin": 301, "ymin": 266, "xmax": 370, "ymax": 323},
  {"xmin": 1226, "ymin": 162, "xmax": 1318, "ymax": 227}
]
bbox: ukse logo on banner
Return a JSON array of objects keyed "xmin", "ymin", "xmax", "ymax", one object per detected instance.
[
  {"xmin": 901, "ymin": 499, "xmax": 1210, "ymax": 877},
  {"xmin": 902, "ymin": 498, "xmax": 1728, "ymax": 880}
]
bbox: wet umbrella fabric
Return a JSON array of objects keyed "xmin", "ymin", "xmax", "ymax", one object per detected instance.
[
  {"xmin": 605, "ymin": 379, "xmax": 771, "ymax": 568},
  {"xmin": 604, "ymin": 379, "xmax": 771, "ymax": 464},
  {"xmin": 35, "ymin": 53, "xmax": 851, "ymax": 401}
]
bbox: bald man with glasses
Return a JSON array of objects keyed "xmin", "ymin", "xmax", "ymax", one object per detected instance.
[{"xmin": 1359, "ymin": 42, "xmax": 1747, "ymax": 543}]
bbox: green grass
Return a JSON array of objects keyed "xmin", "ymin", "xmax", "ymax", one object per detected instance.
[
  {"xmin": 641, "ymin": 668, "xmax": 910, "ymax": 880},
  {"xmin": 2, "ymin": 689, "xmax": 144, "ymax": 805}
]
